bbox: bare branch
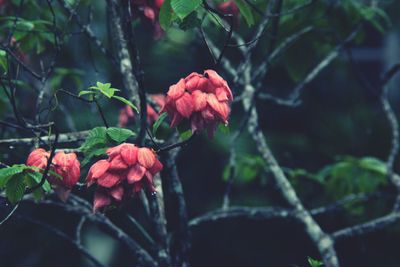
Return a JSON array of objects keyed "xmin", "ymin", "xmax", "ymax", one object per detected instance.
[{"xmin": 332, "ymin": 212, "xmax": 400, "ymax": 240}]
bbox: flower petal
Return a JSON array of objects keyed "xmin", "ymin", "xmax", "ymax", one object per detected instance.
[
  {"xmin": 205, "ymin": 69, "xmax": 226, "ymax": 87},
  {"xmin": 149, "ymin": 159, "xmax": 163, "ymax": 174},
  {"xmin": 127, "ymin": 164, "xmax": 147, "ymax": 183},
  {"xmin": 143, "ymin": 6, "xmax": 156, "ymax": 22},
  {"xmin": 192, "ymin": 90, "xmax": 207, "ymax": 111},
  {"xmin": 170, "ymin": 112, "xmax": 183, "ymax": 128},
  {"xmin": 207, "ymin": 94, "xmax": 230, "ymax": 121},
  {"xmin": 120, "ymin": 144, "xmax": 138, "ymax": 165},
  {"xmin": 109, "ymin": 155, "xmax": 128, "ymax": 171},
  {"xmin": 87, "ymin": 160, "xmax": 109, "ymax": 186},
  {"xmin": 138, "ymin": 148, "xmax": 156, "ymax": 169},
  {"xmin": 147, "ymin": 105, "xmax": 159, "ymax": 124},
  {"xmin": 191, "ymin": 113, "xmax": 204, "ymax": 132},
  {"xmin": 53, "ymin": 187, "xmax": 71, "ymax": 202},
  {"xmin": 151, "ymin": 94, "xmax": 166, "ymax": 108},
  {"xmin": 93, "ymin": 189, "xmax": 112, "ymax": 212},
  {"xmin": 175, "ymin": 92, "xmax": 194, "ymax": 118},
  {"xmin": 132, "ymin": 183, "xmax": 143, "ymax": 193},
  {"xmin": 110, "ymin": 185, "xmax": 124, "ymax": 201},
  {"xmin": 97, "ymin": 172, "xmax": 121, "ymax": 188},
  {"xmin": 106, "ymin": 143, "xmax": 125, "ymax": 159},
  {"xmin": 167, "ymin": 79, "xmax": 185, "ymax": 99}
]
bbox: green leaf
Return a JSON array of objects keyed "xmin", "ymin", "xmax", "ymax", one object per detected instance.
[
  {"xmin": 42, "ymin": 180, "xmax": 52, "ymax": 192},
  {"xmin": 316, "ymin": 156, "xmax": 387, "ymax": 203},
  {"xmin": 179, "ymin": 129, "xmax": 193, "ymax": 141},
  {"xmin": 81, "ymin": 147, "xmax": 107, "ymax": 166},
  {"xmin": 179, "ymin": 11, "xmax": 201, "ymax": 31},
  {"xmin": 0, "ymin": 164, "xmax": 28, "ymax": 188},
  {"xmin": 6, "ymin": 175, "xmax": 26, "ymax": 204},
  {"xmin": 106, "ymin": 127, "xmax": 135, "ymax": 143},
  {"xmin": 358, "ymin": 5, "xmax": 390, "ymax": 33},
  {"xmin": 91, "ymin": 82, "xmax": 120, "ymax": 98},
  {"xmin": 234, "ymin": 0, "xmax": 255, "ymax": 26},
  {"xmin": 171, "ymin": 0, "xmax": 201, "ymax": 19},
  {"xmin": 112, "ymin": 96, "xmax": 138, "ymax": 113},
  {"xmin": 79, "ymin": 127, "xmax": 108, "ymax": 155},
  {"xmin": 308, "ymin": 256, "xmax": 323, "ymax": 267},
  {"xmin": 159, "ymin": 0, "xmax": 174, "ymax": 30},
  {"xmin": 152, "ymin": 112, "xmax": 168, "ymax": 136},
  {"xmin": 82, "ymin": 150, "xmax": 105, "ymax": 165},
  {"xmin": 26, "ymin": 171, "xmax": 42, "ymax": 183}
]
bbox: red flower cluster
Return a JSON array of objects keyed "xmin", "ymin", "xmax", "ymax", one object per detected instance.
[
  {"xmin": 26, "ymin": 149, "xmax": 80, "ymax": 201},
  {"xmin": 118, "ymin": 94, "xmax": 166, "ymax": 127},
  {"xmin": 130, "ymin": 0, "xmax": 164, "ymax": 38},
  {"xmin": 86, "ymin": 143, "xmax": 163, "ymax": 212},
  {"xmin": 218, "ymin": 1, "xmax": 239, "ymax": 16},
  {"xmin": 160, "ymin": 69, "xmax": 233, "ymax": 137}
]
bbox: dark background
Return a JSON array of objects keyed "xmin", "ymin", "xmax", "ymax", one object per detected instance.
[{"xmin": 1, "ymin": 0, "xmax": 400, "ymax": 266}]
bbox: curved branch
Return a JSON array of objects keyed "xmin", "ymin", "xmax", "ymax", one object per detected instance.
[
  {"xmin": 19, "ymin": 195, "xmax": 157, "ymax": 267},
  {"xmin": 332, "ymin": 212, "xmax": 400, "ymax": 240},
  {"xmin": 14, "ymin": 213, "xmax": 107, "ymax": 267},
  {"xmin": 189, "ymin": 206, "xmax": 294, "ymax": 228}
]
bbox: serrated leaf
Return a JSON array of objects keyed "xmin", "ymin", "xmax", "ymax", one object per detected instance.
[
  {"xmin": 153, "ymin": 112, "xmax": 168, "ymax": 136},
  {"xmin": 79, "ymin": 127, "xmax": 108, "ymax": 154},
  {"xmin": 0, "ymin": 165, "xmax": 28, "ymax": 188},
  {"xmin": 24, "ymin": 173, "xmax": 46, "ymax": 200},
  {"xmin": 234, "ymin": 0, "xmax": 254, "ymax": 26},
  {"xmin": 171, "ymin": 0, "xmax": 201, "ymax": 19},
  {"xmin": 107, "ymin": 127, "xmax": 135, "ymax": 143},
  {"xmin": 112, "ymin": 96, "xmax": 138, "ymax": 113},
  {"xmin": 26, "ymin": 171, "xmax": 42, "ymax": 183},
  {"xmin": 159, "ymin": 0, "xmax": 174, "ymax": 30},
  {"xmin": 6, "ymin": 175, "xmax": 26, "ymax": 204},
  {"xmin": 81, "ymin": 147, "xmax": 107, "ymax": 166},
  {"xmin": 42, "ymin": 180, "xmax": 52, "ymax": 192}
]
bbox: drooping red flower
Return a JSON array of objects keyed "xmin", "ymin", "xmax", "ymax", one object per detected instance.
[
  {"xmin": 118, "ymin": 105, "xmax": 135, "ymax": 127},
  {"xmin": 130, "ymin": 0, "xmax": 164, "ymax": 38},
  {"xmin": 49, "ymin": 152, "xmax": 80, "ymax": 201},
  {"xmin": 26, "ymin": 148, "xmax": 50, "ymax": 170},
  {"xmin": 160, "ymin": 69, "xmax": 233, "ymax": 137},
  {"xmin": 86, "ymin": 143, "xmax": 163, "ymax": 212},
  {"xmin": 217, "ymin": 1, "xmax": 240, "ymax": 17},
  {"xmin": 26, "ymin": 149, "xmax": 80, "ymax": 201},
  {"xmin": 118, "ymin": 94, "xmax": 166, "ymax": 127}
]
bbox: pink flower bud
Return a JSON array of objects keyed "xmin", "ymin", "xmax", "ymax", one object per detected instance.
[{"xmin": 26, "ymin": 148, "xmax": 50, "ymax": 170}]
